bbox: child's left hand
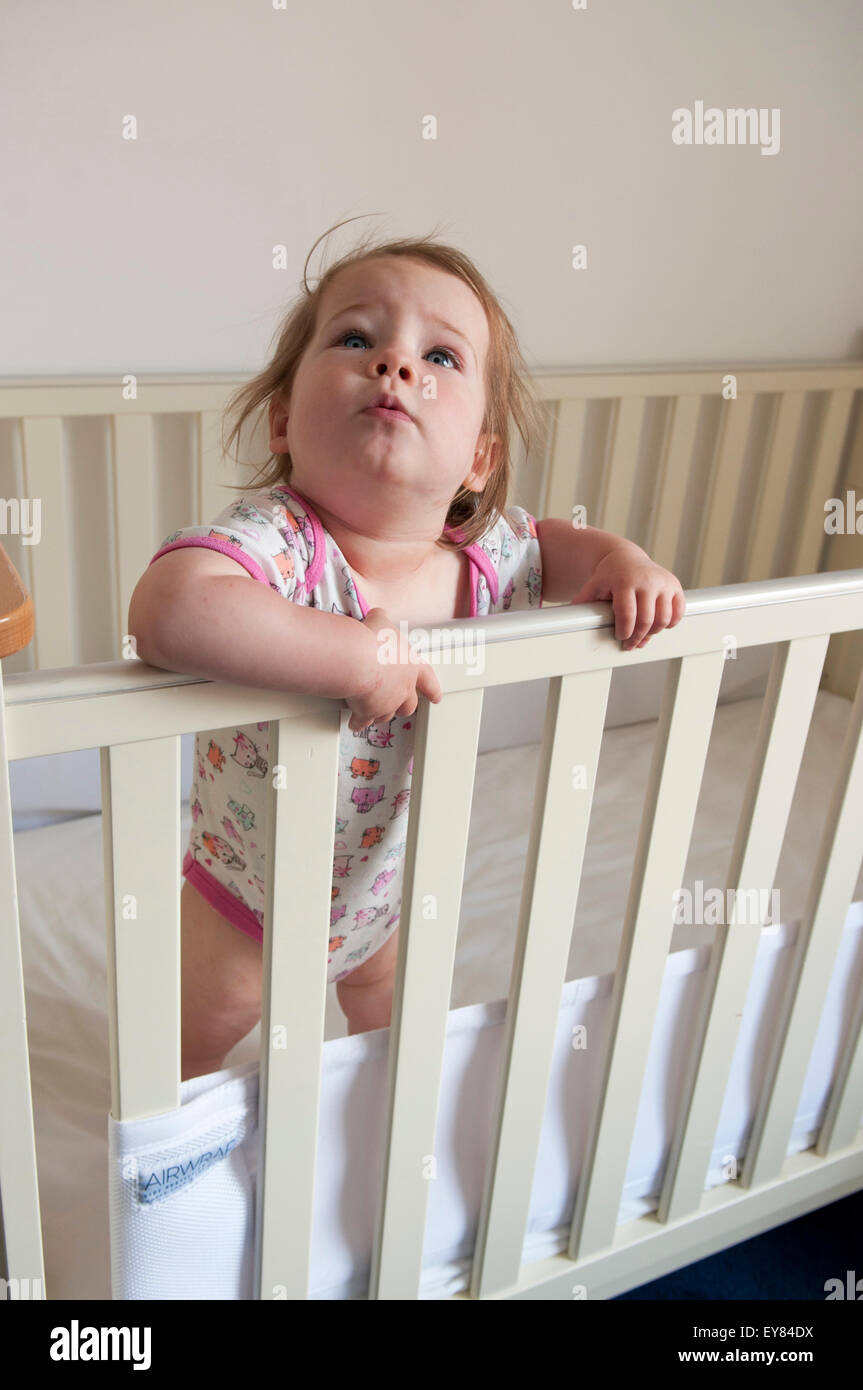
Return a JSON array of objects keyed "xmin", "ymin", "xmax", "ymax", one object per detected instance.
[{"xmin": 570, "ymin": 546, "xmax": 686, "ymax": 650}]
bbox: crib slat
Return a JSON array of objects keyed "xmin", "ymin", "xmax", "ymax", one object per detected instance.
[
  {"xmin": 818, "ymin": 972, "xmax": 863, "ymax": 1158},
  {"xmin": 369, "ymin": 688, "xmax": 484, "ymax": 1299},
  {"xmin": 198, "ymin": 410, "xmax": 229, "ymax": 523},
  {"xmin": 741, "ymin": 667, "xmax": 863, "ymax": 1176},
  {"xmin": 792, "ymin": 388, "xmax": 856, "ymax": 576},
  {"xmin": 101, "ymin": 737, "xmax": 182, "ymax": 1119},
  {"xmin": 743, "ymin": 392, "xmax": 805, "ymax": 581},
  {"xmin": 254, "ymin": 707, "xmax": 341, "ymax": 1300},
  {"xmin": 112, "ymin": 413, "xmax": 156, "ymax": 659},
  {"xmin": 658, "ymin": 635, "xmax": 829, "ymax": 1223},
  {"xmin": 568, "ymin": 650, "xmax": 725, "ymax": 1259},
  {"xmin": 693, "ymin": 394, "xmax": 755, "ymax": 589},
  {"xmin": 0, "ymin": 665, "xmax": 46, "ymax": 1294},
  {"xmin": 647, "ymin": 396, "xmax": 700, "ymax": 570},
  {"xmin": 598, "ymin": 398, "xmax": 645, "ymax": 536},
  {"xmin": 21, "ymin": 416, "xmax": 74, "ymax": 669},
  {"xmin": 545, "ymin": 399, "xmax": 587, "ymax": 522},
  {"xmin": 470, "ymin": 668, "xmax": 611, "ymax": 1298}
]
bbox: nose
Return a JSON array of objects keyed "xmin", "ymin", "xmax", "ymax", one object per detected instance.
[{"xmin": 372, "ymin": 349, "xmax": 413, "ymax": 382}]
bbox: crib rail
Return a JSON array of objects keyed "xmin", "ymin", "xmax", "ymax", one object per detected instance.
[
  {"xmin": 1, "ymin": 363, "xmax": 861, "ymax": 698},
  {"xmin": 2, "ymin": 567, "xmax": 863, "ymax": 1299}
]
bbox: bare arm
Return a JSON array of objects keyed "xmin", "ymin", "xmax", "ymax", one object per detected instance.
[
  {"xmin": 535, "ymin": 517, "xmax": 646, "ymax": 603},
  {"xmin": 128, "ymin": 548, "xmax": 379, "ymax": 701}
]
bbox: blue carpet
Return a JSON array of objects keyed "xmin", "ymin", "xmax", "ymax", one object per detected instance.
[{"xmin": 613, "ymin": 1187, "xmax": 863, "ymax": 1299}]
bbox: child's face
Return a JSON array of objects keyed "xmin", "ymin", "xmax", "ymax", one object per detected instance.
[{"xmin": 272, "ymin": 256, "xmax": 497, "ymax": 532}]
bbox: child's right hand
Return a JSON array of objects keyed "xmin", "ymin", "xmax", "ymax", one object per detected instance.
[{"xmin": 346, "ymin": 607, "xmax": 443, "ymax": 733}]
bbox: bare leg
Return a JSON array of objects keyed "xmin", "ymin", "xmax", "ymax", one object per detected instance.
[
  {"xmin": 336, "ymin": 928, "xmax": 400, "ymax": 1035},
  {"xmin": 181, "ymin": 880, "xmax": 264, "ymax": 1081}
]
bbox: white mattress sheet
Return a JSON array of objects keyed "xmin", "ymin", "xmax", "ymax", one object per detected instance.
[{"xmin": 13, "ymin": 690, "xmax": 863, "ymax": 1299}]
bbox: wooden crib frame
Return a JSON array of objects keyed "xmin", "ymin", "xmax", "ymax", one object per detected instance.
[{"xmin": 1, "ymin": 362, "xmax": 862, "ymax": 1300}]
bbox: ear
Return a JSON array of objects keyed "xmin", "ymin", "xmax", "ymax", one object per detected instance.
[
  {"xmin": 462, "ymin": 432, "xmax": 500, "ymax": 494},
  {"xmin": 269, "ymin": 392, "xmax": 291, "ymax": 456}
]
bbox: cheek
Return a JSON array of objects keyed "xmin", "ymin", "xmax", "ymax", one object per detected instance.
[
  {"xmin": 446, "ymin": 402, "xmax": 481, "ymax": 447},
  {"xmin": 295, "ymin": 379, "xmax": 339, "ymax": 432},
  {"xmin": 432, "ymin": 384, "xmax": 472, "ymax": 425}
]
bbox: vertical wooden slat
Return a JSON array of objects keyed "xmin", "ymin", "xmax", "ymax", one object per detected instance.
[
  {"xmin": 101, "ymin": 737, "xmax": 182, "ymax": 1120},
  {"xmin": 743, "ymin": 392, "xmax": 806, "ymax": 581},
  {"xmin": 821, "ymin": 403, "xmax": 863, "ymax": 701},
  {"xmin": 743, "ymin": 664, "xmax": 863, "ymax": 1177},
  {"xmin": 792, "ymin": 389, "xmax": 856, "ymax": 576},
  {"xmin": 544, "ymin": 399, "xmax": 588, "ymax": 522},
  {"xmin": 694, "ymin": 394, "xmax": 755, "ymax": 588},
  {"xmin": 112, "ymin": 413, "xmax": 155, "ymax": 657},
  {"xmin": 597, "ymin": 397, "xmax": 645, "ymax": 536},
  {"xmin": 198, "ymin": 409, "xmax": 228, "ymax": 523},
  {"xmin": 568, "ymin": 649, "xmax": 725, "ymax": 1259},
  {"xmin": 818, "ymin": 978, "xmax": 863, "ymax": 1158},
  {"xmin": 254, "ymin": 707, "xmax": 341, "ymax": 1300},
  {"xmin": 20, "ymin": 417, "xmax": 73, "ymax": 669},
  {"xmin": 369, "ymin": 687, "xmax": 484, "ymax": 1299},
  {"xmin": 470, "ymin": 667, "xmax": 611, "ymax": 1297},
  {"xmin": 648, "ymin": 395, "xmax": 701, "ymax": 570},
  {"xmin": 0, "ymin": 663, "xmax": 45, "ymax": 1293},
  {"xmin": 658, "ymin": 635, "xmax": 829, "ymax": 1222}
]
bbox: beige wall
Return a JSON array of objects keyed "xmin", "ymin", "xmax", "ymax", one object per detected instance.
[{"xmin": 1, "ymin": 1, "xmax": 861, "ymax": 376}]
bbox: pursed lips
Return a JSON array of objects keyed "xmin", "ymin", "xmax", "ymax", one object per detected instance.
[{"xmin": 362, "ymin": 404, "xmax": 414, "ymax": 424}]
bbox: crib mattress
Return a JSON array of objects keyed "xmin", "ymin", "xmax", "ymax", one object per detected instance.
[{"xmin": 14, "ymin": 690, "xmax": 863, "ymax": 1299}]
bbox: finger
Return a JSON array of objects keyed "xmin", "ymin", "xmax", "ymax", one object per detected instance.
[
  {"xmin": 617, "ymin": 589, "xmax": 650, "ymax": 647},
  {"xmin": 670, "ymin": 589, "xmax": 687, "ymax": 626},
  {"xmin": 613, "ymin": 590, "xmax": 638, "ymax": 643},
  {"xmin": 418, "ymin": 661, "xmax": 443, "ymax": 702},
  {"xmin": 634, "ymin": 592, "xmax": 674, "ymax": 647},
  {"xmin": 621, "ymin": 589, "xmax": 654, "ymax": 647}
]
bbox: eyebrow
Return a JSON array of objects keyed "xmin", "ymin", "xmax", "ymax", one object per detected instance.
[{"xmin": 323, "ymin": 301, "xmax": 477, "ymax": 366}]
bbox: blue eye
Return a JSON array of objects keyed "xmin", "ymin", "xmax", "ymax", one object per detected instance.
[
  {"xmin": 426, "ymin": 346, "xmax": 460, "ymax": 369},
  {"xmin": 336, "ymin": 329, "xmax": 461, "ymax": 370}
]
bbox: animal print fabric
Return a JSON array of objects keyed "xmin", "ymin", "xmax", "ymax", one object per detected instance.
[{"xmin": 148, "ymin": 482, "xmax": 542, "ymax": 982}]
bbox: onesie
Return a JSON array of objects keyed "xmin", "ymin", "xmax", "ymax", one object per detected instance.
[{"xmin": 148, "ymin": 481, "xmax": 543, "ymax": 983}]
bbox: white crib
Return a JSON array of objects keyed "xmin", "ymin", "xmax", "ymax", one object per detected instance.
[{"xmin": 1, "ymin": 362, "xmax": 862, "ymax": 1300}]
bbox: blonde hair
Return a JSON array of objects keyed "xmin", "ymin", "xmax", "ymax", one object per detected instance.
[{"xmin": 221, "ymin": 216, "xmax": 547, "ymax": 551}]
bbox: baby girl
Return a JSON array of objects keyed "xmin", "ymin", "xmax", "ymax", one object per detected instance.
[{"xmin": 128, "ymin": 223, "xmax": 685, "ymax": 1081}]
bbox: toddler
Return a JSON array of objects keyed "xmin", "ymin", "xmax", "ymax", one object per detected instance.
[{"xmin": 128, "ymin": 221, "xmax": 685, "ymax": 1081}]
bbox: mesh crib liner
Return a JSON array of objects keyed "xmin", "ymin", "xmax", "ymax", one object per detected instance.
[{"xmin": 108, "ymin": 900, "xmax": 863, "ymax": 1300}]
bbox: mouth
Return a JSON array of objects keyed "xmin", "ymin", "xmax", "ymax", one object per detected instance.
[
  {"xmin": 362, "ymin": 405, "xmax": 414, "ymax": 424},
  {"xmin": 362, "ymin": 392, "xmax": 415, "ymax": 424}
]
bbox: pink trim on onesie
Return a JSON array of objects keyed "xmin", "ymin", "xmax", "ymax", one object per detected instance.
[
  {"xmin": 148, "ymin": 484, "xmax": 496, "ymax": 617},
  {"xmin": 149, "ymin": 535, "xmax": 272, "ymax": 587},
  {"xmin": 183, "ymin": 850, "xmax": 264, "ymax": 944},
  {"xmin": 273, "ymin": 482, "xmax": 491, "ymax": 616}
]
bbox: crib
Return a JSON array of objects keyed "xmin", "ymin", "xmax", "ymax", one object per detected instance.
[{"xmin": 1, "ymin": 361, "xmax": 862, "ymax": 1301}]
